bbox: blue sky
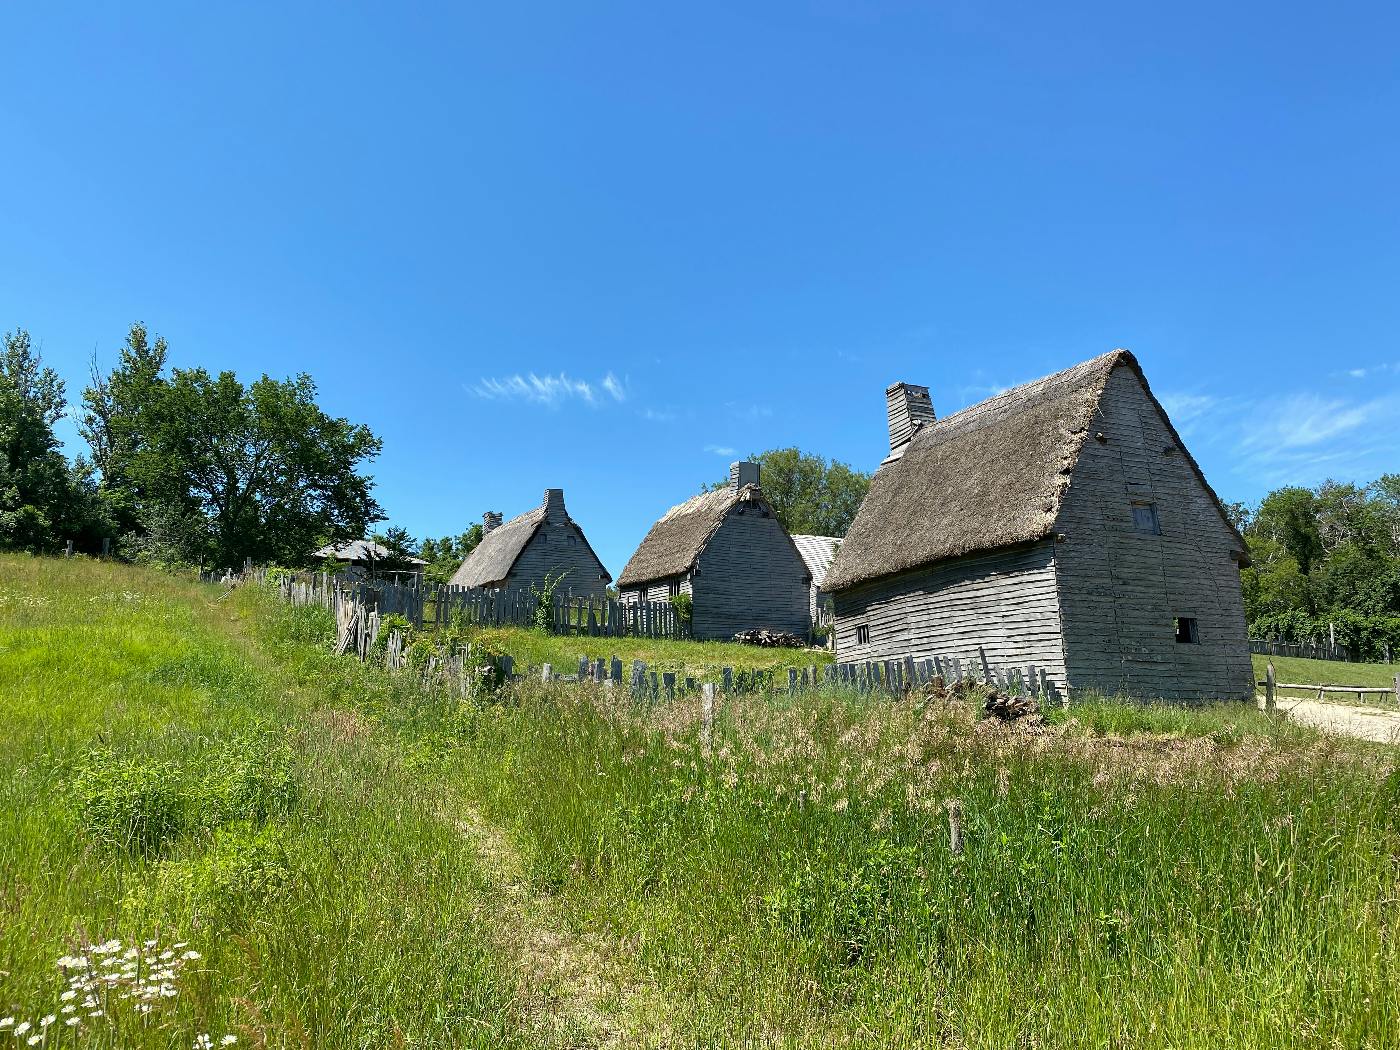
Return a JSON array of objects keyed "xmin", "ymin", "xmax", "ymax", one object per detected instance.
[{"xmin": 3, "ymin": 2, "xmax": 1397, "ymax": 575}]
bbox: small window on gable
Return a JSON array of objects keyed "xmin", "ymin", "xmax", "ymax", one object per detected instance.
[
  {"xmin": 1174, "ymin": 617, "xmax": 1199, "ymax": 644},
  {"xmin": 1132, "ymin": 501, "xmax": 1161, "ymax": 535},
  {"xmin": 856, "ymin": 624, "xmax": 870, "ymax": 645}
]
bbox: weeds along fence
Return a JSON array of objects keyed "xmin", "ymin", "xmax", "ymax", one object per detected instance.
[
  {"xmin": 228, "ymin": 567, "xmax": 688, "ymax": 640},
  {"xmin": 240, "ymin": 569, "xmax": 1061, "ymax": 704}
]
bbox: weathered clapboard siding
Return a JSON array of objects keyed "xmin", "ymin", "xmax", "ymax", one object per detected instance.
[
  {"xmin": 690, "ymin": 503, "xmax": 810, "ymax": 640},
  {"xmin": 828, "ymin": 350, "xmax": 1253, "ymax": 704},
  {"xmin": 618, "ymin": 574, "xmax": 692, "ymax": 606},
  {"xmin": 832, "ymin": 540, "xmax": 1068, "ymax": 690},
  {"xmin": 1053, "ymin": 366, "xmax": 1253, "ymax": 700},
  {"xmin": 503, "ymin": 515, "xmax": 610, "ymax": 600},
  {"xmin": 452, "ymin": 489, "xmax": 611, "ymax": 601}
]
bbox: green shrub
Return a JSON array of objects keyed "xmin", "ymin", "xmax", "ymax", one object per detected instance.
[
  {"xmin": 142, "ymin": 822, "xmax": 292, "ymax": 927},
  {"xmin": 197, "ymin": 733, "xmax": 298, "ymax": 828},
  {"xmin": 73, "ymin": 752, "xmax": 187, "ymax": 855}
]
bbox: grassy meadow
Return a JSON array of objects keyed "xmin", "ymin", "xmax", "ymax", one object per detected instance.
[{"xmin": 3, "ymin": 554, "xmax": 1399, "ymax": 1048}]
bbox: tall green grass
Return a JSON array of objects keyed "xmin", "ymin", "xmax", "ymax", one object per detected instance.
[
  {"xmin": 0, "ymin": 556, "xmax": 532, "ymax": 1048},
  {"xmin": 5, "ymin": 555, "xmax": 1398, "ymax": 1048}
]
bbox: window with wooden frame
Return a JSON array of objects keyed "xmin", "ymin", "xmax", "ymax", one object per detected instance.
[
  {"xmin": 1131, "ymin": 501, "xmax": 1161, "ymax": 535},
  {"xmin": 1174, "ymin": 617, "xmax": 1199, "ymax": 644},
  {"xmin": 856, "ymin": 623, "xmax": 870, "ymax": 645}
]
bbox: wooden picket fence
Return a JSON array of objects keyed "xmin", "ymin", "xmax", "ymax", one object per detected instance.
[
  {"xmin": 1249, "ymin": 638, "xmax": 1361, "ymax": 663},
  {"xmin": 228, "ymin": 567, "xmax": 687, "ymax": 640},
  {"xmin": 232, "ymin": 565, "xmax": 1062, "ymax": 704}
]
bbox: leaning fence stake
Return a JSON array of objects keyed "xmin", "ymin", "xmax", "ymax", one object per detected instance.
[
  {"xmin": 1265, "ymin": 660, "xmax": 1277, "ymax": 717},
  {"xmin": 701, "ymin": 683, "xmax": 715, "ymax": 757},
  {"xmin": 947, "ymin": 799, "xmax": 964, "ymax": 857}
]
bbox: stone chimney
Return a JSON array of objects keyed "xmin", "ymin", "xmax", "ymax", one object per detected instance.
[
  {"xmin": 886, "ymin": 382, "xmax": 936, "ymax": 453},
  {"xmin": 730, "ymin": 461, "xmax": 760, "ymax": 490},
  {"xmin": 482, "ymin": 511, "xmax": 503, "ymax": 535},
  {"xmin": 542, "ymin": 488, "xmax": 566, "ymax": 520}
]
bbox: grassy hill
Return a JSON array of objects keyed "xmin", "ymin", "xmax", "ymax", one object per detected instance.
[{"xmin": 3, "ymin": 554, "xmax": 1399, "ymax": 1048}]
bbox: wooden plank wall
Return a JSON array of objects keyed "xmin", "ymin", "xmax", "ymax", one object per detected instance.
[
  {"xmin": 1052, "ymin": 365, "xmax": 1254, "ymax": 701},
  {"xmin": 831, "ymin": 540, "xmax": 1069, "ymax": 693},
  {"xmin": 504, "ymin": 515, "xmax": 611, "ymax": 601},
  {"xmin": 690, "ymin": 503, "xmax": 810, "ymax": 640}
]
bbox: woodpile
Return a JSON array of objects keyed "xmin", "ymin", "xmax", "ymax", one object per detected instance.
[
  {"xmin": 983, "ymin": 690, "xmax": 1040, "ymax": 722},
  {"xmin": 732, "ymin": 628, "xmax": 807, "ymax": 649}
]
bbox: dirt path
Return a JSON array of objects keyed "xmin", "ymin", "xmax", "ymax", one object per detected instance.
[
  {"xmin": 1262, "ymin": 696, "xmax": 1400, "ymax": 743},
  {"xmin": 446, "ymin": 805, "xmax": 672, "ymax": 1050}
]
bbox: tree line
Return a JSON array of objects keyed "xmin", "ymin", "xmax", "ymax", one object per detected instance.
[
  {"xmin": 1233, "ymin": 477, "xmax": 1400, "ymax": 659},
  {"xmin": 2, "ymin": 323, "xmax": 384, "ymax": 570}
]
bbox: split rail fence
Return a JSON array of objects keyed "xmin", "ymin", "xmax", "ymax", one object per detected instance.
[{"xmin": 236, "ymin": 567, "xmax": 1061, "ymax": 704}]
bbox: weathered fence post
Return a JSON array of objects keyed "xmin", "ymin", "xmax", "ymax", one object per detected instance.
[
  {"xmin": 947, "ymin": 799, "xmax": 964, "ymax": 857},
  {"xmin": 65, "ymin": 540, "xmax": 73, "ymax": 557},
  {"xmin": 1265, "ymin": 661, "xmax": 1277, "ymax": 717},
  {"xmin": 978, "ymin": 646, "xmax": 992, "ymax": 685},
  {"xmin": 662, "ymin": 672, "xmax": 676, "ymax": 703},
  {"xmin": 101, "ymin": 537, "xmax": 111, "ymax": 559},
  {"xmin": 701, "ymin": 683, "xmax": 715, "ymax": 757},
  {"xmin": 722, "ymin": 667, "xmax": 733, "ymax": 694},
  {"xmin": 541, "ymin": 663, "xmax": 552, "ymax": 683},
  {"xmin": 1393, "ymin": 673, "xmax": 1399, "ymax": 707}
]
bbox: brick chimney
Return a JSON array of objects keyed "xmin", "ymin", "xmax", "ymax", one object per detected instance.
[
  {"xmin": 482, "ymin": 511, "xmax": 503, "ymax": 534},
  {"xmin": 730, "ymin": 461, "xmax": 760, "ymax": 490},
  {"xmin": 542, "ymin": 488, "xmax": 566, "ymax": 520},
  {"xmin": 886, "ymin": 382, "xmax": 936, "ymax": 453}
]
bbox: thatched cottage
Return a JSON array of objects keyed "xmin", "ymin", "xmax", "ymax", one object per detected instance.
[
  {"xmin": 791, "ymin": 534, "xmax": 841, "ymax": 630},
  {"xmin": 313, "ymin": 539, "xmax": 427, "ymax": 579},
  {"xmin": 617, "ymin": 462, "xmax": 811, "ymax": 640},
  {"xmin": 824, "ymin": 350, "xmax": 1254, "ymax": 701},
  {"xmin": 450, "ymin": 488, "xmax": 611, "ymax": 599}
]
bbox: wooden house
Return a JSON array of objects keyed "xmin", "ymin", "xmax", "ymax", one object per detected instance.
[
  {"xmin": 313, "ymin": 539, "xmax": 427, "ymax": 580},
  {"xmin": 617, "ymin": 462, "xmax": 811, "ymax": 641},
  {"xmin": 450, "ymin": 489, "xmax": 611, "ymax": 600},
  {"xmin": 824, "ymin": 350, "xmax": 1254, "ymax": 701},
  {"xmin": 791, "ymin": 534, "xmax": 842, "ymax": 632}
]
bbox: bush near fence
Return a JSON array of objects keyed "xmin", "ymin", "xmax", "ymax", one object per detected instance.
[{"xmin": 1250, "ymin": 610, "xmax": 1400, "ymax": 663}]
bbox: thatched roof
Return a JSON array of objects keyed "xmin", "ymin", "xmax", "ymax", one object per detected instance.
[
  {"xmin": 617, "ymin": 487, "xmax": 742, "ymax": 589},
  {"xmin": 449, "ymin": 507, "xmax": 546, "ymax": 588},
  {"xmin": 313, "ymin": 540, "xmax": 426, "ymax": 566},
  {"xmin": 791, "ymin": 534, "xmax": 841, "ymax": 589},
  {"xmin": 449, "ymin": 490, "xmax": 612, "ymax": 589},
  {"xmin": 619, "ymin": 483, "xmax": 812, "ymax": 590},
  {"xmin": 825, "ymin": 350, "xmax": 1246, "ymax": 592}
]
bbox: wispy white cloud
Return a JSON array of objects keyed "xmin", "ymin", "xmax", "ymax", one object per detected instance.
[
  {"xmin": 724, "ymin": 401, "xmax": 772, "ymax": 422},
  {"xmin": 468, "ymin": 371, "xmax": 627, "ymax": 407},
  {"xmin": 704, "ymin": 444, "xmax": 737, "ymax": 457},
  {"xmin": 641, "ymin": 406, "xmax": 680, "ymax": 423},
  {"xmin": 1164, "ymin": 384, "xmax": 1400, "ymax": 487},
  {"xmin": 1333, "ymin": 362, "xmax": 1400, "ymax": 380}
]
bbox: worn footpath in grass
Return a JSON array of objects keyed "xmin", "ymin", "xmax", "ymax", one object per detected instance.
[{"xmin": 0, "ymin": 555, "xmax": 556, "ymax": 1048}]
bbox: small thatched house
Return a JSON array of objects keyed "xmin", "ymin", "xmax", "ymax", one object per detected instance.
[
  {"xmin": 825, "ymin": 350, "xmax": 1254, "ymax": 701},
  {"xmin": 617, "ymin": 462, "xmax": 811, "ymax": 640},
  {"xmin": 791, "ymin": 534, "xmax": 842, "ymax": 630},
  {"xmin": 450, "ymin": 489, "xmax": 611, "ymax": 599},
  {"xmin": 313, "ymin": 539, "xmax": 427, "ymax": 579}
]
